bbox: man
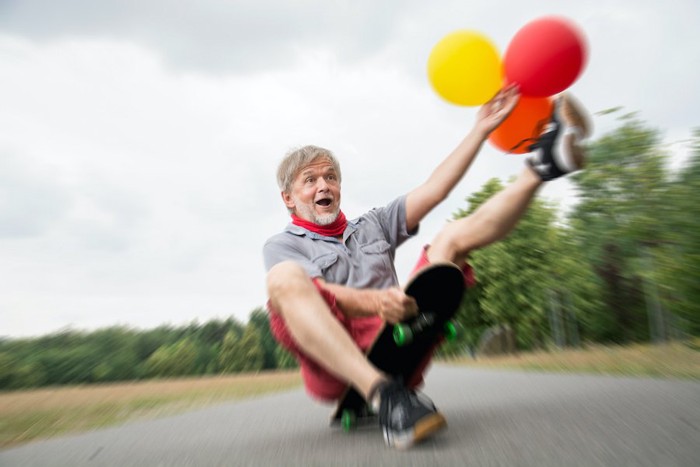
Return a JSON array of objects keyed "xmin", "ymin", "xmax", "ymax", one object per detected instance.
[{"xmin": 263, "ymin": 86, "xmax": 591, "ymax": 448}]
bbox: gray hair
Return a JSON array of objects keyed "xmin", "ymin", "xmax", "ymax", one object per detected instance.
[{"xmin": 276, "ymin": 145, "xmax": 342, "ymax": 193}]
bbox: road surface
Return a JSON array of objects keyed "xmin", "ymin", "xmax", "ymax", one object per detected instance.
[{"xmin": 2, "ymin": 365, "xmax": 699, "ymax": 466}]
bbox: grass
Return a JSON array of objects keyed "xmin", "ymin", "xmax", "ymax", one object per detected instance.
[
  {"xmin": 0, "ymin": 370, "xmax": 301, "ymax": 449},
  {"xmin": 448, "ymin": 339, "xmax": 700, "ymax": 380},
  {"xmin": 2, "ymin": 341, "xmax": 698, "ymax": 449}
]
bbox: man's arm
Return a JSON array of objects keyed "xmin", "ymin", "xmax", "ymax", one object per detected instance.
[
  {"xmin": 319, "ymin": 279, "xmax": 417, "ymax": 324},
  {"xmin": 405, "ymin": 85, "xmax": 520, "ymax": 231},
  {"xmin": 265, "ymin": 237, "xmax": 416, "ymax": 323}
]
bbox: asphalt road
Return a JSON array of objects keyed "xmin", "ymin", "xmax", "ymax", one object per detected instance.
[{"xmin": 2, "ymin": 365, "xmax": 699, "ymax": 466}]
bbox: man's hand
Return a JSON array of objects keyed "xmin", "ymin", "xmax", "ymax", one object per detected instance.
[
  {"xmin": 320, "ymin": 280, "xmax": 418, "ymax": 323},
  {"xmin": 475, "ymin": 84, "xmax": 520, "ymax": 136},
  {"xmin": 375, "ymin": 287, "xmax": 418, "ymax": 324}
]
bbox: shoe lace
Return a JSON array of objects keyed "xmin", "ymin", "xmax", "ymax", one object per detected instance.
[
  {"xmin": 508, "ymin": 116, "xmax": 549, "ymax": 153},
  {"xmin": 508, "ymin": 97, "xmax": 565, "ymax": 154},
  {"xmin": 379, "ymin": 383, "xmax": 409, "ymax": 421},
  {"xmin": 379, "ymin": 382, "xmax": 436, "ymax": 424}
]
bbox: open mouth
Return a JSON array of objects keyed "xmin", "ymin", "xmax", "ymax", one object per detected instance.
[{"xmin": 316, "ymin": 198, "xmax": 332, "ymax": 207}]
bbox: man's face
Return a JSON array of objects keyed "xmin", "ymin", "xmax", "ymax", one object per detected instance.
[{"xmin": 282, "ymin": 159, "xmax": 341, "ymax": 225}]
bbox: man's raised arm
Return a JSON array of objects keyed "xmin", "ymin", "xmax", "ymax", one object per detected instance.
[{"xmin": 404, "ymin": 85, "xmax": 520, "ymax": 231}]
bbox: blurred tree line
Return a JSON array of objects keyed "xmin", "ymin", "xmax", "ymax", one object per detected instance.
[
  {"xmin": 441, "ymin": 114, "xmax": 699, "ymax": 356},
  {"xmin": 1, "ymin": 114, "xmax": 698, "ymax": 390},
  {"xmin": 0, "ymin": 309, "xmax": 298, "ymax": 390}
]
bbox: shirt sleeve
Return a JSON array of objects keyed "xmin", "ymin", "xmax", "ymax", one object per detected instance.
[
  {"xmin": 365, "ymin": 194, "xmax": 418, "ymax": 249},
  {"xmin": 262, "ymin": 234, "xmax": 323, "ymax": 278}
]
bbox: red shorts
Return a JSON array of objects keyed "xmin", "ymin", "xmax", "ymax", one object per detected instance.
[{"xmin": 267, "ymin": 246, "xmax": 475, "ymax": 401}]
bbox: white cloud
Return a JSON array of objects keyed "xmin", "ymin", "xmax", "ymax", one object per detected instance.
[
  {"xmin": 1, "ymin": 1, "xmax": 698, "ymax": 337},
  {"xmin": 0, "ymin": 0, "xmax": 423, "ymax": 72}
]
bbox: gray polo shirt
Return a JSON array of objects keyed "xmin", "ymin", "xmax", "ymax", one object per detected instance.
[{"xmin": 263, "ymin": 195, "xmax": 417, "ymax": 289}]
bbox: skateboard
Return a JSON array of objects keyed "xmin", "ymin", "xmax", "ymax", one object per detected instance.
[{"xmin": 331, "ymin": 262, "xmax": 466, "ymax": 431}]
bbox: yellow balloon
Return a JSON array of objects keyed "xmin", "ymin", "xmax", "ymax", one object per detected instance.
[{"xmin": 427, "ymin": 30, "xmax": 503, "ymax": 106}]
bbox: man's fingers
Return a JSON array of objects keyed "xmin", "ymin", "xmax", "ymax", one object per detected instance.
[
  {"xmin": 405, "ymin": 296, "xmax": 418, "ymax": 316},
  {"xmin": 392, "ymin": 289, "xmax": 418, "ymax": 314},
  {"xmin": 379, "ymin": 288, "xmax": 418, "ymax": 322}
]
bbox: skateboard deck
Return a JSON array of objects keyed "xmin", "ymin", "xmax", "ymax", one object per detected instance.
[{"xmin": 331, "ymin": 262, "xmax": 466, "ymax": 429}]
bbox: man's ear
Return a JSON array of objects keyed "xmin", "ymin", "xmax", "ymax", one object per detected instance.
[{"xmin": 281, "ymin": 191, "xmax": 295, "ymax": 210}]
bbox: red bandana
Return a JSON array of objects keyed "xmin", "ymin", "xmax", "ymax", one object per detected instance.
[{"xmin": 291, "ymin": 211, "xmax": 347, "ymax": 237}]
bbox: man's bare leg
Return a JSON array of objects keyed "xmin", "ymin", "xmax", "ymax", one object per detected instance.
[
  {"xmin": 428, "ymin": 93, "xmax": 590, "ymax": 264},
  {"xmin": 427, "ymin": 167, "xmax": 542, "ymax": 263},
  {"xmin": 267, "ymin": 261, "xmax": 384, "ymax": 400}
]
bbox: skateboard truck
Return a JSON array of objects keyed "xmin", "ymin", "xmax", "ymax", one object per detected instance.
[
  {"xmin": 341, "ymin": 409, "xmax": 356, "ymax": 432},
  {"xmin": 340, "ymin": 405, "xmax": 376, "ymax": 432},
  {"xmin": 393, "ymin": 312, "xmax": 458, "ymax": 346}
]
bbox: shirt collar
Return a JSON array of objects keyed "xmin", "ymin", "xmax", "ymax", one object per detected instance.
[{"xmin": 285, "ymin": 219, "xmax": 359, "ymax": 241}]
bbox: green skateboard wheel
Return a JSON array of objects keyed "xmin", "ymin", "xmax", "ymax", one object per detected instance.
[
  {"xmin": 341, "ymin": 409, "xmax": 356, "ymax": 432},
  {"xmin": 444, "ymin": 321, "xmax": 457, "ymax": 341},
  {"xmin": 393, "ymin": 324, "xmax": 413, "ymax": 347}
]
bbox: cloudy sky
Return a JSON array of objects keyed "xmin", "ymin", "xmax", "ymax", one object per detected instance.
[{"xmin": 1, "ymin": 0, "xmax": 698, "ymax": 337}]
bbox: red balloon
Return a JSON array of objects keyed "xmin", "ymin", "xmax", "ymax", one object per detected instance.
[
  {"xmin": 504, "ymin": 16, "xmax": 587, "ymax": 97},
  {"xmin": 489, "ymin": 96, "xmax": 553, "ymax": 153}
]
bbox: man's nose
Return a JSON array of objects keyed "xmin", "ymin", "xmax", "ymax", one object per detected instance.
[{"xmin": 316, "ymin": 178, "xmax": 329, "ymax": 191}]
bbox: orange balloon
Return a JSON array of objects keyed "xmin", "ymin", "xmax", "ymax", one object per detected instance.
[{"xmin": 489, "ymin": 96, "xmax": 553, "ymax": 153}]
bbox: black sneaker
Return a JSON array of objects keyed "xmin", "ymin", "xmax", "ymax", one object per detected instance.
[
  {"xmin": 377, "ymin": 381, "xmax": 446, "ymax": 449},
  {"xmin": 525, "ymin": 95, "xmax": 588, "ymax": 181}
]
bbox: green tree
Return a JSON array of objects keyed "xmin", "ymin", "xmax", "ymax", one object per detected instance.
[
  {"xmin": 87, "ymin": 327, "xmax": 140, "ymax": 382},
  {"xmin": 197, "ymin": 319, "xmax": 231, "ymax": 346},
  {"xmin": 274, "ymin": 346, "xmax": 299, "ymax": 369},
  {"xmin": 568, "ymin": 114, "xmax": 675, "ymax": 342},
  {"xmin": 451, "ymin": 178, "xmax": 563, "ymax": 351},
  {"xmin": 218, "ymin": 330, "xmax": 239, "ymax": 373},
  {"xmin": 651, "ymin": 129, "xmax": 700, "ymax": 335},
  {"xmin": 0, "ymin": 352, "xmax": 15, "ymax": 388},
  {"xmin": 35, "ymin": 337, "xmax": 105, "ymax": 385},
  {"xmin": 143, "ymin": 338, "xmax": 198, "ymax": 378},
  {"xmin": 237, "ymin": 325, "xmax": 264, "ymax": 372},
  {"xmin": 545, "ymin": 227, "xmax": 604, "ymax": 346},
  {"xmin": 248, "ymin": 308, "xmax": 278, "ymax": 370},
  {"xmin": 10, "ymin": 361, "xmax": 46, "ymax": 389},
  {"xmin": 134, "ymin": 326, "xmax": 179, "ymax": 365},
  {"xmin": 0, "ymin": 316, "xmax": 260, "ymax": 389},
  {"xmin": 218, "ymin": 325, "xmax": 264, "ymax": 373},
  {"xmin": 447, "ymin": 178, "xmax": 504, "ymax": 354}
]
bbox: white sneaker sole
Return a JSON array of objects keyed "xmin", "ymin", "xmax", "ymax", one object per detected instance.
[{"xmin": 384, "ymin": 412, "xmax": 447, "ymax": 449}]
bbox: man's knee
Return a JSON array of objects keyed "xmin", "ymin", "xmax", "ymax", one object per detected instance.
[
  {"xmin": 430, "ymin": 219, "xmax": 472, "ymax": 263},
  {"xmin": 267, "ymin": 261, "xmax": 313, "ymax": 305}
]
